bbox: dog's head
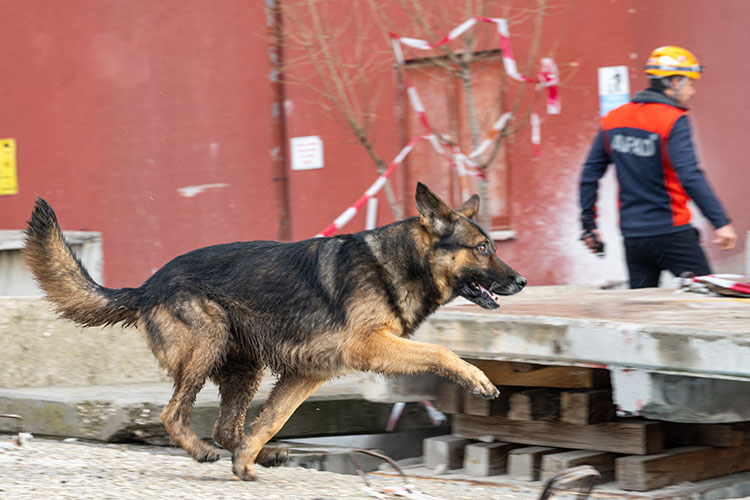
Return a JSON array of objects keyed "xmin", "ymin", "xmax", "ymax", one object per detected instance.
[{"xmin": 415, "ymin": 182, "xmax": 526, "ymax": 309}]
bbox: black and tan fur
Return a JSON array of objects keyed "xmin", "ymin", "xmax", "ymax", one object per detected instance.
[{"xmin": 23, "ymin": 182, "xmax": 526, "ymax": 481}]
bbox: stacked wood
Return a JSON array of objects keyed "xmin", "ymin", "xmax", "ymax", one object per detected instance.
[
  {"xmin": 466, "ymin": 359, "xmax": 610, "ymax": 389},
  {"xmin": 424, "ymin": 360, "xmax": 750, "ymax": 492},
  {"xmin": 560, "ymin": 389, "xmax": 615, "ymax": 424},
  {"xmin": 454, "ymin": 414, "xmax": 663, "ymax": 455},
  {"xmin": 464, "ymin": 389, "xmax": 512, "ymax": 416},
  {"xmin": 616, "ymin": 445, "xmax": 750, "ymax": 491},
  {"xmin": 541, "ymin": 450, "xmax": 618, "ymax": 484},
  {"xmin": 508, "ymin": 388, "xmax": 560, "ymax": 420},
  {"xmin": 507, "ymin": 446, "xmax": 560, "ymax": 481},
  {"xmin": 433, "ymin": 381, "xmax": 463, "ymax": 414},
  {"xmin": 463, "ymin": 441, "xmax": 516, "ymax": 476},
  {"xmin": 664, "ymin": 422, "xmax": 750, "ymax": 448}
]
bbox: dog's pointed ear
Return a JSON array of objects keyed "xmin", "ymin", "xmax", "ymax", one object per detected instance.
[
  {"xmin": 455, "ymin": 194, "xmax": 480, "ymax": 220},
  {"xmin": 415, "ymin": 182, "xmax": 453, "ymax": 235}
]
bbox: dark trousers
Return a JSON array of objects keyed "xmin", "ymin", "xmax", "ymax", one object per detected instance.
[{"xmin": 624, "ymin": 227, "xmax": 712, "ymax": 289}]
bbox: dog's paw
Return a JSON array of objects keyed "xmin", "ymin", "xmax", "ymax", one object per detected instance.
[
  {"xmin": 465, "ymin": 365, "xmax": 500, "ymax": 399},
  {"xmin": 473, "ymin": 383, "xmax": 500, "ymax": 400},
  {"xmin": 256, "ymin": 446, "xmax": 290, "ymax": 467},
  {"xmin": 193, "ymin": 444, "xmax": 222, "ymax": 463},
  {"xmin": 232, "ymin": 453, "xmax": 258, "ymax": 481}
]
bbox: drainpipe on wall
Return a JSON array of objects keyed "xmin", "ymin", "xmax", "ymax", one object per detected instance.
[{"xmin": 267, "ymin": 0, "xmax": 292, "ymax": 241}]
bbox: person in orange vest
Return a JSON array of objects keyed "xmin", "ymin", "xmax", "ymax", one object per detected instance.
[{"xmin": 579, "ymin": 46, "xmax": 737, "ymax": 288}]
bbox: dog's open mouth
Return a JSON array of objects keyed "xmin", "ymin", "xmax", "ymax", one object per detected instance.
[{"xmin": 461, "ymin": 282, "xmax": 500, "ymax": 310}]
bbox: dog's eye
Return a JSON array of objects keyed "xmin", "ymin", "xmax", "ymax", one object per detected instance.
[{"xmin": 476, "ymin": 243, "xmax": 489, "ymax": 255}]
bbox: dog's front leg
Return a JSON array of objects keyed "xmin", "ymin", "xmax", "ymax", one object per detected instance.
[
  {"xmin": 232, "ymin": 374, "xmax": 326, "ymax": 481},
  {"xmin": 343, "ymin": 330, "xmax": 498, "ymax": 399}
]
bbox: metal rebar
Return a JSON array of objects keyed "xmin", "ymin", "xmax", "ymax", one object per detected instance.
[
  {"xmin": 538, "ymin": 465, "xmax": 600, "ymax": 500},
  {"xmin": 0, "ymin": 414, "xmax": 23, "ymax": 434}
]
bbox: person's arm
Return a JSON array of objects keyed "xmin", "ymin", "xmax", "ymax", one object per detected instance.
[
  {"xmin": 579, "ymin": 130, "xmax": 611, "ymax": 252},
  {"xmin": 667, "ymin": 116, "xmax": 736, "ymax": 249},
  {"xmin": 580, "ymin": 130, "xmax": 611, "ymax": 230}
]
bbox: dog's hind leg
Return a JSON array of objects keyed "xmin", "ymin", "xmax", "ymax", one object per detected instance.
[
  {"xmin": 232, "ymin": 374, "xmax": 325, "ymax": 481},
  {"xmin": 211, "ymin": 362, "xmax": 263, "ymax": 452},
  {"xmin": 147, "ymin": 301, "xmax": 230, "ymax": 463},
  {"xmin": 161, "ymin": 359, "xmax": 223, "ymax": 463}
]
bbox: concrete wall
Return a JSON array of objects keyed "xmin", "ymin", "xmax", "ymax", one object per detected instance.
[{"xmin": 0, "ymin": 298, "xmax": 168, "ymax": 388}]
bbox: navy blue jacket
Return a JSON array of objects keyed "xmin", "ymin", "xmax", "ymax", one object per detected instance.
[{"xmin": 580, "ymin": 89, "xmax": 730, "ymax": 238}]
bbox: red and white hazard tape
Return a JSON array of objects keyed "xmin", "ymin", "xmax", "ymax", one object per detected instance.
[
  {"xmin": 315, "ymin": 124, "xmax": 499, "ymax": 238},
  {"xmin": 391, "ymin": 16, "xmax": 560, "ymax": 117},
  {"xmin": 316, "ymin": 17, "xmax": 560, "ymax": 237},
  {"xmin": 530, "ymin": 113, "xmax": 541, "ymax": 157},
  {"xmin": 317, "ymin": 135, "xmax": 435, "ymax": 237},
  {"xmin": 390, "ymin": 17, "xmax": 559, "ymax": 161}
]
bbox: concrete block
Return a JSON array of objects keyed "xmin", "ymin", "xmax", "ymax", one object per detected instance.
[{"xmin": 423, "ymin": 434, "xmax": 471, "ymax": 469}]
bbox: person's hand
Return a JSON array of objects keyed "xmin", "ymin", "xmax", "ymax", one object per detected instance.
[
  {"xmin": 713, "ymin": 224, "xmax": 737, "ymax": 250},
  {"xmin": 582, "ymin": 229, "xmax": 603, "ymax": 254}
]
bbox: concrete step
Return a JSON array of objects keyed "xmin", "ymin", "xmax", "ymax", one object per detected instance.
[{"xmin": 0, "ymin": 375, "xmax": 448, "ymax": 444}]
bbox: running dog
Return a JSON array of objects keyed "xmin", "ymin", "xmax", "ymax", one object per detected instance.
[{"xmin": 24, "ymin": 182, "xmax": 526, "ymax": 480}]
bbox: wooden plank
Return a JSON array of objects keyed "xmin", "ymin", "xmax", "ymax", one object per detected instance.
[
  {"xmin": 508, "ymin": 389, "xmax": 560, "ymax": 421},
  {"xmin": 560, "ymin": 389, "xmax": 615, "ymax": 425},
  {"xmin": 541, "ymin": 450, "xmax": 617, "ymax": 484},
  {"xmin": 467, "ymin": 359, "xmax": 610, "ymax": 389},
  {"xmin": 664, "ymin": 423, "xmax": 749, "ymax": 448},
  {"xmin": 453, "ymin": 414, "xmax": 663, "ymax": 455},
  {"xmin": 507, "ymin": 446, "xmax": 562, "ymax": 481},
  {"xmin": 423, "ymin": 435, "xmax": 472, "ymax": 469},
  {"xmin": 464, "ymin": 390, "xmax": 511, "ymax": 417},
  {"xmin": 463, "ymin": 441, "xmax": 515, "ymax": 476},
  {"xmin": 433, "ymin": 381, "xmax": 464, "ymax": 414},
  {"xmin": 616, "ymin": 445, "xmax": 750, "ymax": 491}
]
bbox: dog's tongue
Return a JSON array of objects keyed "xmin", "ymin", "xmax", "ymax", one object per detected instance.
[{"xmin": 478, "ymin": 284, "xmax": 498, "ymax": 304}]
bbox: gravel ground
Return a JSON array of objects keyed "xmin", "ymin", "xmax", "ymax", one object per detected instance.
[{"xmin": 0, "ymin": 436, "xmax": 540, "ymax": 500}]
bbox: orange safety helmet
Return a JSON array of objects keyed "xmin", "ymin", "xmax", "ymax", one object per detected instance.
[{"xmin": 645, "ymin": 46, "xmax": 702, "ymax": 80}]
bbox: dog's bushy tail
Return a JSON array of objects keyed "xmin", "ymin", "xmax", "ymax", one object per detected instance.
[{"xmin": 23, "ymin": 197, "xmax": 142, "ymax": 327}]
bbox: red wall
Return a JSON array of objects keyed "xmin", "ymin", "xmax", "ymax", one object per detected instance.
[
  {"xmin": 1, "ymin": 0, "xmax": 746, "ymax": 288},
  {"xmin": 0, "ymin": 1, "xmax": 277, "ymax": 287}
]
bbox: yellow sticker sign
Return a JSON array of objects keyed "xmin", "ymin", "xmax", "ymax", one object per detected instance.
[{"xmin": 0, "ymin": 139, "xmax": 18, "ymax": 195}]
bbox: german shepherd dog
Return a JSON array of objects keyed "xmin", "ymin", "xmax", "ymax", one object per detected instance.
[{"xmin": 24, "ymin": 182, "xmax": 525, "ymax": 481}]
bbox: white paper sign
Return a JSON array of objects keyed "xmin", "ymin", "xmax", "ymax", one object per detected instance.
[
  {"xmin": 598, "ymin": 65, "xmax": 630, "ymax": 117},
  {"xmin": 290, "ymin": 136, "xmax": 324, "ymax": 170}
]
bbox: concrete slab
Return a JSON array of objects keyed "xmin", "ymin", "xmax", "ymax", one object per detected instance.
[
  {"xmin": 420, "ymin": 287, "xmax": 750, "ymax": 378},
  {"xmin": 0, "ymin": 375, "xmax": 448, "ymax": 443},
  {"xmin": 366, "ymin": 287, "xmax": 750, "ymax": 422}
]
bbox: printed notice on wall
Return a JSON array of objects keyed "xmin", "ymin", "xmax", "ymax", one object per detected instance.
[
  {"xmin": 290, "ymin": 136, "xmax": 324, "ymax": 171},
  {"xmin": 598, "ymin": 66, "xmax": 630, "ymax": 117},
  {"xmin": 0, "ymin": 139, "xmax": 18, "ymax": 195}
]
